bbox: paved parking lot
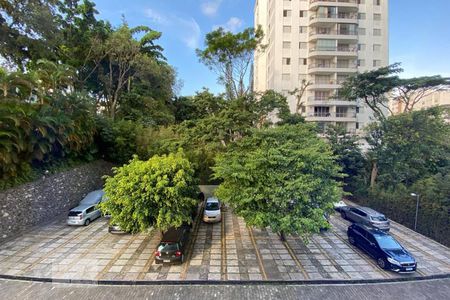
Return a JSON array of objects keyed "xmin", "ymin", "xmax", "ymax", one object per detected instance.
[{"xmin": 0, "ymin": 207, "xmax": 449, "ymax": 282}]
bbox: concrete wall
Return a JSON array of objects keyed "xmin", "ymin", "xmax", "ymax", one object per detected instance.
[{"xmin": 0, "ymin": 160, "xmax": 114, "ymax": 244}]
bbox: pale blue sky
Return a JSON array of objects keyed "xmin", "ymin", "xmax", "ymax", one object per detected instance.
[{"xmin": 93, "ymin": 0, "xmax": 450, "ymax": 96}]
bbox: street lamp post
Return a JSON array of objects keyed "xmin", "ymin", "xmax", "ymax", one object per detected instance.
[{"xmin": 410, "ymin": 193, "xmax": 420, "ymax": 231}]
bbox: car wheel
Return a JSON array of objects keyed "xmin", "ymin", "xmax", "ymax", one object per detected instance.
[
  {"xmin": 84, "ymin": 219, "xmax": 90, "ymax": 226},
  {"xmin": 341, "ymin": 211, "xmax": 347, "ymax": 220},
  {"xmin": 377, "ymin": 258, "xmax": 387, "ymax": 269},
  {"xmin": 348, "ymin": 235, "xmax": 356, "ymax": 245}
]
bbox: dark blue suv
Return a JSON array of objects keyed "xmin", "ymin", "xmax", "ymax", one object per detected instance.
[{"xmin": 347, "ymin": 223, "xmax": 417, "ymax": 273}]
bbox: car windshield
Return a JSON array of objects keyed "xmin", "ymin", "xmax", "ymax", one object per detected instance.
[
  {"xmin": 158, "ymin": 243, "xmax": 179, "ymax": 252},
  {"xmin": 371, "ymin": 216, "xmax": 387, "ymax": 221},
  {"xmin": 68, "ymin": 211, "xmax": 81, "ymax": 217},
  {"xmin": 205, "ymin": 202, "xmax": 220, "ymax": 210},
  {"xmin": 375, "ymin": 235, "xmax": 402, "ymax": 250}
]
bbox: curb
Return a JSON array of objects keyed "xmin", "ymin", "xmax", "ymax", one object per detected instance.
[{"xmin": 1, "ymin": 273, "xmax": 449, "ymax": 286}]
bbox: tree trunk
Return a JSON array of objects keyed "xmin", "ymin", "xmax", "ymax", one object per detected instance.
[
  {"xmin": 370, "ymin": 161, "xmax": 378, "ymax": 189},
  {"xmin": 279, "ymin": 231, "xmax": 286, "ymax": 242}
]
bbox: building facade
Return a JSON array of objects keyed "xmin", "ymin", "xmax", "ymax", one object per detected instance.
[
  {"xmin": 389, "ymin": 90, "xmax": 450, "ymax": 115},
  {"xmin": 254, "ymin": 0, "xmax": 389, "ymax": 133}
]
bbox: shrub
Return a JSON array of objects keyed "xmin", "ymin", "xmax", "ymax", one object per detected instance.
[{"xmin": 100, "ymin": 150, "xmax": 200, "ymax": 233}]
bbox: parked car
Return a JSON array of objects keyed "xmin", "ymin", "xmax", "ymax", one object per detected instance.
[
  {"xmin": 334, "ymin": 200, "xmax": 348, "ymax": 212},
  {"xmin": 155, "ymin": 225, "xmax": 190, "ymax": 264},
  {"xmin": 340, "ymin": 206, "xmax": 390, "ymax": 231},
  {"xmin": 203, "ymin": 197, "xmax": 221, "ymax": 223},
  {"xmin": 347, "ymin": 223, "xmax": 417, "ymax": 273},
  {"xmin": 79, "ymin": 190, "xmax": 105, "ymax": 206},
  {"xmin": 67, "ymin": 204, "xmax": 101, "ymax": 226},
  {"xmin": 108, "ymin": 220, "xmax": 127, "ymax": 234}
]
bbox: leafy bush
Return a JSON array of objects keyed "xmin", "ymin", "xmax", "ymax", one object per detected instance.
[
  {"xmin": 213, "ymin": 124, "xmax": 343, "ymax": 240},
  {"xmin": 0, "ymin": 93, "xmax": 97, "ymax": 188},
  {"xmin": 100, "ymin": 150, "xmax": 200, "ymax": 233}
]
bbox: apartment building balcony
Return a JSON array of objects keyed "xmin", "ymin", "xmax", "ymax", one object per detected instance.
[
  {"xmin": 309, "ymin": 80, "xmax": 341, "ymax": 90},
  {"xmin": 309, "ymin": 29, "xmax": 358, "ymax": 42},
  {"xmin": 306, "ymin": 97, "xmax": 358, "ymax": 106},
  {"xmin": 309, "ymin": 13, "xmax": 358, "ymax": 26},
  {"xmin": 308, "ymin": 63, "xmax": 357, "ymax": 74},
  {"xmin": 308, "ymin": 46, "xmax": 358, "ymax": 58},
  {"xmin": 309, "ymin": 0, "xmax": 358, "ymax": 11},
  {"xmin": 306, "ymin": 112, "xmax": 357, "ymax": 122}
]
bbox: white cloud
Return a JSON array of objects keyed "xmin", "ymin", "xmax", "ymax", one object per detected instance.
[
  {"xmin": 144, "ymin": 8, "xmax": 201, "ymax": 50},
  {"xmin": 213, "ymin": 17, "xmax": 244, "ymax": 33},
  {"xmin": 201, "ymin": 0, "xmax": 223, "ymax": 17}
]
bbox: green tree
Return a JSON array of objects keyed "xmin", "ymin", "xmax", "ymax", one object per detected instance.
[
  {"xmin": 196, "ymin": 27, "xmax": 264, "ymax": 100},
  {"xmin": 100, "ymin": 150, "xmax": 199, "ymax": 233},
  {"xmin": 366, "ymin": 107, "xmax": 450, "ymax": 188},
  {"xmin": 325, "ymin": 125, "xmax": 368, "ymax": 193},
  {"xmin": 213, "ymin": 124, "xmax": 343, "ymax": 241}
]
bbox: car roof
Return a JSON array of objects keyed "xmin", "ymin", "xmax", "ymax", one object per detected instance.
[
  {"xmin": 353, "ymin": 223, "xmax": 389, "ymax": 236},
  {"xmin": 161, "ymin": 227, "xmax": 187, "ymax": 242},
  {"xmin": 356, "ymin": 206, "xmax": 385, "ymax": 216},
  {"xmin": 70, "ymin": 204, "xmax": 96, "ymax": 211},
  {"xmin": 80, "ymin": 190, "xmax": 104, "ymax": 203},
  {"xmin": 206, "ymin": 197, "xmax": 219, "ymax": 203}
]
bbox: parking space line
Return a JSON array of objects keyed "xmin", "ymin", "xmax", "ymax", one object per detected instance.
[
  {"xmin": 17, "ymin": 221, "xmax": 105, "ymax": 276},
  {"xmin": 389, "ymin": 230, "xmax": 450, "ymax": 273},
  {"xmin": 282, "ymin": 239, "xmax": 310, "ymax": 279},
  {"xmin": 95, "ymin": 233, "xmax": 142, "ymax": 280},
  {"xmin": 179, "ymin": 202, "xmax": 204, "ymax": 280},
  {"xmin": 137, "ymin": 232, "xmax": 162, "ymax": 280},
  {"xmin": 221, "ymin": 207, "xmax": 227, "ymax": 280},
  {"xmin": 329, "ymin": 218, "xmax": 392, "ymax": 279},
  {"xmin": 310, "ymin": 235, "xmax": 351, "ymax": 279},
  {"xmin": 247, "ymin": 226, "xmax": 267, "ymax": 280}
]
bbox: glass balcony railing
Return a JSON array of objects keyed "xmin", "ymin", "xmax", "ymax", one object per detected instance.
[
  {"xmin": 308, "ymin": 63, "xmax": 357, "ymax": 69},
  {"xmin": 309, "ymin": 46, "xmax": 358, "ymax": 53},
  {"xmin": 310, "ymin": 0, "xmax": 358, "ymax": 4},
  {"xmin": 309, "ymin": 29, "xmax": 358, "ymax": 36},
  {"xmin": 308, "ymin": 112, "xmax": 357, "ymax": 118},
  {"xmin": 310, "ymin": 13, "xmax": 358, "ymax": 20}
]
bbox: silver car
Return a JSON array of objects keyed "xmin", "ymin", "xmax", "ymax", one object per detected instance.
[
  {"xmin": 79, "ymin": 190, "xmax": 105, "ymax": 205},
  {"xmin": 67, "ymin": 204, "xmax": 101, "ymax": 226},
  {"xmin": 340, "ymin": 206, "xmax": 390, "ymax": 231},
  {"xmin": 203, "ymin": 197, "xmax": 222, "ymax": 223}
]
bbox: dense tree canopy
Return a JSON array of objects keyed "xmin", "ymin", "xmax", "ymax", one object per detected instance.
[
  {"xmin": 213, "ymin": 124, "xmax": 343, "ymax": 240},
  {"xmin": 100, "ymin": 150, "xmax": 199, "ymax": 233}
]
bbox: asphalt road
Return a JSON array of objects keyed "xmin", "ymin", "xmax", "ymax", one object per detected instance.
[{"xmin": 1, "ymin": 278, "xmax": 450, "ymax": 300}]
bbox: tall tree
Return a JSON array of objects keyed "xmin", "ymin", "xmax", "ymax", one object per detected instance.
[
  {"xmin": 339, "ymin": 63, "xmax": 402, "ymax": 121},
  {"xmin": 392, "ymin": 76, "xmax": 450, "ymax": 113},
  {"xmin": 196, "ymin": 27, "xmax": 265, "ymax": 100},
  {"xmin": 213, "ymin": 124, "xmax": 343, "ymax": 241}
]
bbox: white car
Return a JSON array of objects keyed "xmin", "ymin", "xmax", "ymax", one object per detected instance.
[
  {"xmin": 203, "ymin": 197, "xmax": 222, "ymax": 223},
  {"xmin": 67, "ymin": 204, "xmax": 101, "ymax": 226},
  {"xmin": 334, "ymin": 200, "xmax": 348, "ymax": 212}
]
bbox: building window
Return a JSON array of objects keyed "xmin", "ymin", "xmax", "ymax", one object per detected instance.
[
  {"xmin": 336, "ymin": 107, "xmax": 348, "ymax": 118},
  {"xmin": 358, "ymin": 43, "xmax": 366, "ymax": 51},
  {"xmin": 373, "ymin": 29, "xmax": 381, "ymax": 36},
  {"xmin": 358, "ymin": 13, "xmax": 366, "ymax": 20},
  {"xmin": 358, "ymin": 0, "xmax": 365, "ymax": 4},
  {"xmin": 374, "ymin": 13, "xmax": 381, "ymax": 21},
  {"xmin": 357, "ymin": 59, "xmax": 365, "ymax": 67},
  {"xmin": 282, "ymin": 57, "xmax": 291, "ymax": 65},
  {"xmin": 299, "ymin": 42, "xmax": 307, "ymax": 49},
  {"xmin": 314, "ymin": 106, "xmax": 330, "ymax": 117},
  {"xmin": 301, "ymin": 58, "xmax": 307, "ymax": 65},
  {"xmin": 373, "ymin": 44, "xmax": 381, "ymax": 52},
  {"xmin": 358, "ymin": 28, "xmax": 366, "ymax": 35},
  {"xmin": 373, "ymin": 60, "xmax": 381, "ymax": 67},
  {"xmin": 299, "ymin": 26, "xmax": 307, "ymax": 33},
  {"xmin": 282, "ymin": 73, "xmax": 291, "ymax": 81},
  {"xmin": 356, "ymin": 107, "xmax": 360, "ymax": 113},
  {"xmin": 374, "ymin": 0, "xmax": 381, "ymax": 5},
  {"xmin": 283, "ymin": 41, "xmax": 291, "ymax": 49},
  {"xmin": 283, "ymin": 26, "xmax": 291, "ymax": 33},
  {"xmin": 356, "ymin": 122, "xmax": 359, "ymax": 129},
  {"xmin": 300, "ymin": 10, "xmax": 307, "ymax": 18},
  {"xmin": 283, "ymin": 10, "xmax": 291, "ymax": 17}
]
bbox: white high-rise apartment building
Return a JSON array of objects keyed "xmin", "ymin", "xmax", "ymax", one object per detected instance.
[{"xmin": 254, "ymin": 0, "xmax": 389, "ymax": 133}]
